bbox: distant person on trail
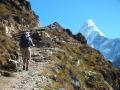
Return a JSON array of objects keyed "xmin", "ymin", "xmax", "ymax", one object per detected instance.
[{"xmin": 19, "ymin": 31, "xmax": 34, "ymax": 71}]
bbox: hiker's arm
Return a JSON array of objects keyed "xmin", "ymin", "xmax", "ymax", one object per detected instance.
[{"xmin": 29, "ymin": 38, "xmax": 35, "ymax": 46}]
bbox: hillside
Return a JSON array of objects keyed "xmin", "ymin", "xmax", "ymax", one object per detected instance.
[
  {"xmin": 29, "ymin": 23, "xmax": 120, "ymax": 90},
  {"xmin": 0, "ymin": 1, "xmax": 120, "ymax": 90},
  {"xmin": 0, "ymin": 0, "xmax": 39, "ymax": 66}
]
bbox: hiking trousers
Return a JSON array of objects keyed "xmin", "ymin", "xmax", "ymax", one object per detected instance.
[{"xmin": 20, "ymin": 47, "xmax": 31, "ymax": 61}]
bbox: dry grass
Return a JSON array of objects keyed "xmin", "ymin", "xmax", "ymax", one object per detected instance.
[
  {"xmin": 0, "ymin": 4, "xmax": 10, "ymax": 15},
  {"xmin": 0, "ymin": 30, "xmax": 17, "ymax": 65},
  {"xmin": 43, "ymin": 41, "xmax": 116, "ymax": 89}
]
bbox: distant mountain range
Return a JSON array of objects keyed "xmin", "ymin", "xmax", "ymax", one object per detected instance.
[{"xmin": 80, "ymin": 19, "xmax": 120, "ymax": 67}]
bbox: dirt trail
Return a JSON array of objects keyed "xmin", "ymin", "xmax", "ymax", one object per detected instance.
[{"xmin": 0, "ymin": 47, "xmax": 52, "ymax": 90}]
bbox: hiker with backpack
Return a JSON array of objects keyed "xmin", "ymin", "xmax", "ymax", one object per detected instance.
[{"xmin": 19, "ymin": 31, "xmax": 34, "ymax": 71}]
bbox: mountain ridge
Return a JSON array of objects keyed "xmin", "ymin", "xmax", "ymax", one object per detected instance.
[{"xmin": 80, "ymin": 19, "xmax": 120, "ymax": 67}]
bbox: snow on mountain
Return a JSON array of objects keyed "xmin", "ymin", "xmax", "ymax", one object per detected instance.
[
  {"xmin": 80, "ymin": 19, "xmax": 120, "ymax": 67},
  {"xmin": 80, "ymin": 19, "xmax": 104, "ymax": 46},
  {"xmin": 87, "ymin": 19, "xmax": 104, "ymax": 36}
]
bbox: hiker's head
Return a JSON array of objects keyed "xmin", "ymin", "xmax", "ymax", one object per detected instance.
[
  {"xmin": 22, "ymin": 31, "xmax": 30, "ymax": 37},
  {"xmin": 25, "ymin": 32, "xmax": 30, "ymax": 37}
]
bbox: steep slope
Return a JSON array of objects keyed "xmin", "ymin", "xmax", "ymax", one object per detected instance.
[
  {"xmin": 0, "ymin": 0, "xmax": 39, "ymax": 30},
  {"xmin": 80, "ymin": 19, "xmax": 120, "ymax": 67},
  {"xmin": 0, "ymin": 0, "xmax": 39, "ymax": 67},
  {"xmin": 30, "ymin": 23, "xmax": 120, "ymax": 90}
]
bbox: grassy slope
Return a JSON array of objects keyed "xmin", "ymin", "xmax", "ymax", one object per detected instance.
[
  {"xmin": 33, "ymin": 27, "xmax": 119, "ymax": 89},
  {"xmin": 0, "ymin": 26, "xmax": 17, "ymax": 64},
  {"xmin": 43, "ymin": 42, "xmax": 119, "ymax": 90}
]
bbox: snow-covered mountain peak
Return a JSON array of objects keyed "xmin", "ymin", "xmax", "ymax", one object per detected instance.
[
  {"xmin": 79, "ymin": 19, "xmax": 120, "ymax": 67},
  {"xmin": 87, "ymin": 19, "xmax": 96, "ymax": 29},
  {"xmin": 86, "ymin": 19, "xmax": 104, "ymax": 36},
  {"xmin": 80, "ymin": 19, "xmax": 104, "ymax": 39}
]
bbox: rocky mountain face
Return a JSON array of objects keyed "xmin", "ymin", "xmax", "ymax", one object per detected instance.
[
  {"xmin": 31, "ymin": 22, "xmax": 87, "ymax": 48},
  {"xmin": 0, "ymin": 0, "xmax": 39, "ymax": 67},
  {"xmin": 80, "ymin": 19, "xmax": 120, "ymax": 68},
  {"xmin": 0, "ymin": 1, "xmax": 120, "ymax": 90},
  {"xmin": 28, "ymin": 23, "xmax": 120, "ymax": 90}
]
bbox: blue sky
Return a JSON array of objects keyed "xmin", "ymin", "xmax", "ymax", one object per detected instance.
[{"xmin": 29, "ymin": 0, "xmax": 120, "ymax": 38}]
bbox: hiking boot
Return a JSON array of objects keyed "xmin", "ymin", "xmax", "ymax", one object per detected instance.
[
  {"xmin": 26, "ymin": 67, "xmax": 28, "ymax": 71},
  {"xmin": 23, "ymin": 66, "xmax": 25, "ymax": 70}
]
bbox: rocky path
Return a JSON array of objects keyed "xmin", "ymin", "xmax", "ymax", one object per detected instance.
[{"xmin": 0, "ymin": 47, "xmax": 52, "ymax": 90}]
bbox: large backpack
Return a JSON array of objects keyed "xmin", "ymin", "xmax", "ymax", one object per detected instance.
[{"xmin": 19, "ymin": 32, "xmax": 32, "ymax": 48}]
